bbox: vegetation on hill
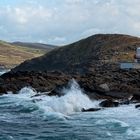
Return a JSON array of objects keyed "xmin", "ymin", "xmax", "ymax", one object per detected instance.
[
  {"xmin": 11, "ymin": 42, "xmax": 56, "ymax": 51},
  {"xmin": 0, "ymin": 40, "xmax": 47, "ymax": 68},
  {"xmin": 12, "ymin": 34, "xmax": 140, "ymax": 73}
]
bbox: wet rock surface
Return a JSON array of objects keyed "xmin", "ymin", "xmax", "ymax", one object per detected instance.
[
  {"xmin": 1, "ymin": 34, "xmax": 140, "ymax": 113},
  {"xmin": 0, "ymin": 71, "xmax": 71, "ymax": 95},
  {"xmin": 0, "ymin": 67, "xmax": 140, "ymax": 102},
  {"xmin": 99, "ymin": 100, "xmax": 119, "ymax": 107},
  {"xmin": 135, "ymin": 104, "xmax": 140, "ymax": 108},
  {"xmin": 82, "ymin": 108, "xmax": 102, "ymax": 112}
]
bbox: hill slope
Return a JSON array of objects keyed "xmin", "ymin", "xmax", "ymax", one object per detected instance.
[
  {"xmin": 0, "ymin": 41, "xmax": 48, "ymax": 68},
  {"xmin": 11, "ymin": 42, "xmax": 56, "ymax": 51},
  {"xmin": 12, "ymin": 34, "xmax": 140, "ymax": 73}
]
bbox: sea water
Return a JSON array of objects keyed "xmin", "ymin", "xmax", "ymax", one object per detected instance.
[{"xmin": 0, "ymin": 71, "xmax": 140, "ymax": 140}]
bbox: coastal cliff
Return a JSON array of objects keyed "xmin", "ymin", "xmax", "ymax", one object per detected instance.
[{"xmin": 0, "ymin": 34, "xmax": 140, "ymax": 103}]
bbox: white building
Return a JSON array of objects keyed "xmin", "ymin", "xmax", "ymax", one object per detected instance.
[
  {"xmin": 120, "ymin": 47, "xmax": 140, "ymax": 69},
  {"xmin": 135, "ymin": 47, "xmax": 140, "ymax": 63}
]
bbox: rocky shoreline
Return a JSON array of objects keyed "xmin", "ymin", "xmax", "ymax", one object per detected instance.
[
  {"xmin": 1, "ymin": 34, "xmax": 140, "ymax": 110},
  {"xmin": 0, "ymin": 65, "xmax": 140, "ymax": 109}
]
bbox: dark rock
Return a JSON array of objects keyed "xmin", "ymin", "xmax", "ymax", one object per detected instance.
[
  {"xmin": 0, "ymin": 71, "xmax": 71, "ymax": 95},
  {"xmin": 135, "ymin": 104, "xmax": 140, "ymax": 108},
  {"xmin": 0, "ymin": 86, "xmax": 6, "ymax": 95},
  {"xmin": 81, "ymin": 108, "xmax": 101, "ymax": 112},
  {"xmin": 98, "ymin": 83, "xmax": 110, "ymax": 92},
  {"xmin": 119, "ymin": 99, "xmax": 130, "ymax": 105},
  {"xmin": 32, "ymin": 99, "xmax": 42, "ymax": 103},
  {"xmin": 105, "ymin": 91, "xmax": 131, "ymax": 99},
  {"xmin": 99, "ymin": 100, "xmax": 119, "ymax": 107},
  {"xmin": 131, "ymin": 94, "xmax": 140, "ymax": 102},
  {"xmin": 0, "ymin": 69, "xmax": 140, "ymax": 101}
]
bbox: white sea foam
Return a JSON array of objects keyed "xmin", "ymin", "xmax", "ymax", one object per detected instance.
[
  {"xmin": 0, "ymin": 69, "xmax": 9, "ymax": 76},
  {"xmin": 3, "ymin": 79, "xmax": 99, "ymax": 115},
  {"xmin": 1, "ymin": 78, "xmax": 140, "ymax": 139},
  {"xmin": 34, "ymin": 79, "xmax": 99, "ymax": 115},
  {"xmin": 126, "ymin": 128, "xmax": 140, "ymax": 138}
]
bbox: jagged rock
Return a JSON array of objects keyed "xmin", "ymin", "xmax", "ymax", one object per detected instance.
[
  {"xmin": 0, "ymin": 69, "xmax": 140, "ymax": 101},
  {"xmin": 99, "ymin": 83, "xmax": 110, "ymax": 92},
  {"xmin": 99, "ymin": 100, "xmax": 119, "ymax": 107},
  {"xmin": 119, "ymin": 99, "xmax": 130, "ymax": 105},
  {"xmin": 135, "ymin": 104, "xmax": 140, "ymax": 108},
  {"xmin": 32, "ymin": 99, "xmax": 42, "ymax": 103},
  {"xmin": 0, "ymin": 86, "xmax": 7, "ymax": 95},
  {"xmin": 81, "ymin": 108, "xmax": 101, "ymax": 112},
  {"xmin": 0, "ymin": 71, "xmax": 71, "ymax": 94},
  {"xmin": 131, "ymin": 94, "xmax": 140, "ymax": 102}
]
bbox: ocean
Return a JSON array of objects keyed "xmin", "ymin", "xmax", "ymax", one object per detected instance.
[{"xmin": 0, "ymin": 70, "xmax": 140, "ymax": 140}]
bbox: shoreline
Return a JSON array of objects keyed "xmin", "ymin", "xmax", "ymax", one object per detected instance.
[{"xmin": 0, "ymin": 67, "xmax": 140, "ymax": 107}]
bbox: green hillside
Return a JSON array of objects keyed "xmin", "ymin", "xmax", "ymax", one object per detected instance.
[{"xmin": 0, "ymin": 40, "xmax": 46, "ymax": 68}]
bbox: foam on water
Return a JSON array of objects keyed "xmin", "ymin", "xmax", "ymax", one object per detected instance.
[
  {"xmin": 35, "ymin": 79, "xmax": 99, "ymax": 115},
  {"xmin": 0, "ymin": 69, "xmax": 9, "ymax": 76},
  {"xmin": 1, "ymin": 71, "xmax": 140, "ymax": 139},
  {"xmin": 2, "ymin": 79, "xmax": 99, "ymax": 116}
]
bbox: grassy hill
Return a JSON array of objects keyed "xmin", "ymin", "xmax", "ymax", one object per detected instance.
[
  {"xmin": 0, "ymin": 40, "xmax": 48, "ymax": 68},
  {"xmin": 12, "ymin": 34, "xmax": 140, "ymax": 73},
  {"xmin": 11, "ymin": 42, "xmax": 56, "ymax": 51}
]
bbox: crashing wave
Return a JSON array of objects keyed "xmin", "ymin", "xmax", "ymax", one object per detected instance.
[{"xmin": 2, "ymin": 79, "xmax": 99, "ymax": 115}]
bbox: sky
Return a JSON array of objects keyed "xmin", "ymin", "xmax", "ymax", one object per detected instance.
[{"xmin": 0, "ymin": 0, "xmax": 140, "ymax": 45}]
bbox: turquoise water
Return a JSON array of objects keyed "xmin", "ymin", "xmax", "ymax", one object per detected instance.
[{"xmin": 0, "ymin": 71, "xmax": 140, "ymax": 140}]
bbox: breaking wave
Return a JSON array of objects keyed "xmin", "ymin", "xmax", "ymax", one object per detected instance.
[
  {"xmin": 1, "ymin": 78, "xmax": 140, "ymax": 139},
  {"xmin": 2, "ymin": 79, "xmax": 99, "ymax": 116}
]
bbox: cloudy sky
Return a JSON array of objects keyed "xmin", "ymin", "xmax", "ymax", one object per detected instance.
[{"xmin": 0, "ymin": 0, "xmax": 140, "ymax": 45}]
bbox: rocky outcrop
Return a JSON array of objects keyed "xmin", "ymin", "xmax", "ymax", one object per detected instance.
[
  {"xmin": 99, "ymin": 100, "xmax": 119, "ymax": 107},
  {"xmin": 0, "ymin": 71, "xmax": 71, "ymax": 95},
  {"xmin": 0, "ymin": 68, "xmax": 140, "ymax": 100},
  {"xmin": 135, "ymin": 104, "xmax": 140, "ymax": 108},
  {"xmin": 82, "ymin": 108, "xmax": 101, "ymax": 112},
  {"xmin": 0, "ymin": 34, "xmax": 140, "ymax": 108},
  {"xmin": 130, "ymin": 94, "xmax": 140, "ymax": 102}
]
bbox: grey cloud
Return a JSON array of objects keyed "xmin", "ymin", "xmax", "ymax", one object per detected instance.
[{"xmin": 0, "ymin": 0, "xmax": 140, "ymax": 45}]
